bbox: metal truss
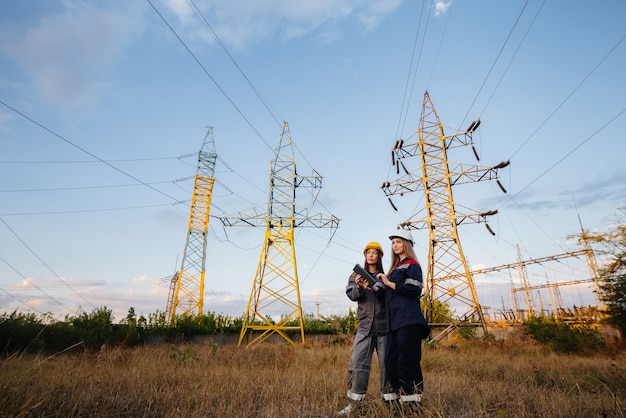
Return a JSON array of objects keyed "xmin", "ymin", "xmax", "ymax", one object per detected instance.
[
  {"xmin": 167, "ymin": 127, "xmax": 217, "ymax": 323},
  {"xmin": 219, "ymin": 122, "xmax": 339, "ymax": 345}
]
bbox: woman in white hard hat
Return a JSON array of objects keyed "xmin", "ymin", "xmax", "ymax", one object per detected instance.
[
  {"xmin": 376, "ymin": 229, "xmax": 429, "ymax": 413},
  {"xmin": 338, "ymin": 242, "xmax": 387, "ymax": 416}
]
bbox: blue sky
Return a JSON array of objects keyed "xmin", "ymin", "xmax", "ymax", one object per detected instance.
[{"xmin": 1, "ymin": 0, "xmax": 624, "ymax": 322}]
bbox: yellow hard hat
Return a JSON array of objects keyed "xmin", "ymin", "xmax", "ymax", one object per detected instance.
[{"xmin": 363, "ymin": 242, "xmax": 384, "ymax": 256}]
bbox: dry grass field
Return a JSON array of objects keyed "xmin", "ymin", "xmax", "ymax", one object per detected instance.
[{"xmin": 0, "ymin": 332, "xmax": 624, "ymax": 417}]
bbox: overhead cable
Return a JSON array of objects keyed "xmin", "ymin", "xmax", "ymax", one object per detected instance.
[{"xmin": 146, "ymin": 0, "xmax": 273, "ymax": 153}]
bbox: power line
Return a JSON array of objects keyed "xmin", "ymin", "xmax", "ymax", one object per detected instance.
[
  {"xmin": 0, "ymin": 201, "xmax": 187, "ymax": 217},
  {"xmin": 395, "ymin": 0, "xmax": 428, "ymax": 142},
  {"xmin": 0, "ymin": 217, "xmax": 97, "ymax": 310},
  {"xmin": 0, "ymin": 286, "xmax": 46, "ymax": 316},
  {"xmin": 147, "ymin": 0, "xmax": 343, "ymax": 256},
  {"xmin": 477, "ymin": 0, "xmax": 546, "ymax": 119},
  {"xmin": 502, "ymin": 107, "xmax": 625, "ymax": 208},
  {"xmin": 0, "ymin": 99, "xmax": 184, "ymax": 204},
  {"xmin": 150, "ymin": 1, "xmax": 325, "ymax": 188},
  {"xmin": 0, "ymin": 96, "xmax": 195, "ymax": 316},
  {"xmin": 426, "ymin": 0, "xmax": 454, "ymax": 89},
  {"xmin": 486, "ymin": 35, "xmax": 626, "ymax": 252},
  {"xmin": 0, "ymin": 179, "xmax": 189, "ymax": 193},
  {"xmin": 459, "ymin": 0, "xmax": 531, "ymax": 129},
  {"xmin": 0, "ymin": 156, "xmax": 182, "ymax": 164},
  {"xmin": 187, "ymin": 0, "xmax": 284, "ymax": 130},
  {"xmin": 146, "ymin": 0, "xmax": 273, "ymax": 153},
  {"xmin": 507, "ymin": 34, "xmax": 625, "ymax": 161},
  {"xmin": 0, "ymin": 247, "xmax": 79, "ymax": 316}
]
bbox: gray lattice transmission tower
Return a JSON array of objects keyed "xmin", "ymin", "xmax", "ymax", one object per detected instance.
[
  {"xmin": 166, "ymin": 127, "xmax": 217, "ymax": 323},
  {"xmin": 382, "ymin": 92, "xmax": 510, "ymax": 337},
  {"xmin": 218, "ymin": 122, "xmax": 339, "ymax": 346}
]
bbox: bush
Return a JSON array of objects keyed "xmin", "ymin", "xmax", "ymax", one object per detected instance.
[
  {"xmin": 524, "ymin": 316, "xmax": 605, "ymax": 354},
  {"xmin": 0, "ymin": 311, "xmax": 46, "ymax": 353}
]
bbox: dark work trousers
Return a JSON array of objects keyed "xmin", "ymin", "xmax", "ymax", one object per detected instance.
[{"xmin": 385, "ymin": 324, "xmax": 424, "ymax": 395}]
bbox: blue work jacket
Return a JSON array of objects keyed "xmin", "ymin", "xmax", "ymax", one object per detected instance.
[{"xmin": 385, "ymin": 258, "xmax": 429, "ymax": 335}]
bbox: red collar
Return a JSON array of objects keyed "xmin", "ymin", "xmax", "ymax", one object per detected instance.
[{"xmin": 396, "ymin": 258, "xmax": 418, "ymax": 267}]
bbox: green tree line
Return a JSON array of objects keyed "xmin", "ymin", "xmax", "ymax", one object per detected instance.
[
  {"xmin": 0, "ymin": 307, "xmax": 360, "ymax": 353},
  {"xmin": 2, "ymin": 207, "xmax": 624, "ymax": 355}
]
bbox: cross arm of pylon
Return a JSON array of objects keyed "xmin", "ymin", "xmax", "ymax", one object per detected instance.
[
  {"xmin": 381, "ymin": 177, "xmax": 421, "ymax": 196},
  {"xmin": 399, "ymin": 207, "xmax": 497, "ymax": 231},
  {"xmin": 293, "ymin": 209, "xmax": 340, "ymax": 229},
  {"xmin": 294, "ymin": 169, "xmax": 323, "ymax": 189},
  {"xmin": 216, "ymin": 207, "xmax": 268, "ymax": 227},
  {"xmin": 448, "ymin": 160, "xmax": 510, "ymax": 185},
  {"xmin": 456, "ymin": 208, "xmax": 498, "ymax": 226},
  {"xmin": 382, "ymin": 160, "xmax": 510, "ymax": 197},
  {"xmin": 216, "ymin": 207, "xmax": 339, "ymax": 229},
  {"xmin": 391, "ymin": 119, "xmax": 481, "ymax": 159}
]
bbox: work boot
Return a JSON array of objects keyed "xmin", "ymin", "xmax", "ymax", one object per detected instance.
[
  {"xmin": 384, "ymin": 400, "xmax": 402, "ymax": 416},
  {"xmin": 383, "ymin": 392, "xmax": 400, "ymax": 416},
  {"xmin": 337, "ymin": 402, "xmax": 360, "ymax": 416},
  {"xmin": 400, "ymin": 394, "xmax": 423, "ymax": 415}
]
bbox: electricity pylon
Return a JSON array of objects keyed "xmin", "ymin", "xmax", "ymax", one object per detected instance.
[
  {"xmin": 218, "ymin": 122, "xmax": 339, "ymax": 346},
  {"xmin": 166, "ymin": 127, "xmax": 217, "ymax": 324},
  {"xmin": 381, "ymin": 91, "xmax": 509, "ymax": 340}
]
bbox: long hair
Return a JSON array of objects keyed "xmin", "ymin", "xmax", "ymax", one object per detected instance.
[
  {"xmin": 387, "ymin": 239, "xmax": 418, "ymax": 275},
  {"xmin": 364, "ymin": 250, "xmax": 384, "ymax": 273}
]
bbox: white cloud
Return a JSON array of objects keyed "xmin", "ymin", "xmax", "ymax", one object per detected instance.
[
  {"xmin": 12, "ymin": 279, "xmax": 36, "ymax": 290},
  {"xmin": 161, "ymin": 0, "xmax": 194, "ymax": 23},
  {"xmin": 471, "ymin": 263, "xmax": 488, "ymax": 271},
  {"xmin": 161, "ymin": 0, "xmax": 404, "ymax": 50},
  {"xmin": 433, "ymin": 0, "xmax": 452, "ymax": 16},
  {"xmin": 356, "ymin": 0, "xmax": 403, "ymax": 31},
  {"xmin": 0, "ymin": 110, "xmax": 14, "ymax": 125},
  {"xmin": 23, "ymin": 298, "xmax": 48, "ymax": 310},
  {"xmin": 0, "ymin": 4, "xmax": 140, "ymax": 107}
]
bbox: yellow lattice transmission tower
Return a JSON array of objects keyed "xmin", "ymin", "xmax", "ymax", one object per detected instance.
[
  {"xmin": 381, "ymin": 92, "xmax": 510, "ymax": 339},
  {"xmin": 166, "ymin": 127, "xmax": 217, "ymax": 323},
  {"xmin": 219, "ymin": 122, "xmax": 339, "ymax": 346}
]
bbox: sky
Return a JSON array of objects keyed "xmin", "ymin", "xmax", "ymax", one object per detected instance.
[{"xmin": 0, "ymin": 0, "xmax": 624, "ymax": 323}]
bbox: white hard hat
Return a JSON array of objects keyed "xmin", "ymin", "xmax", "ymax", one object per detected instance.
[{"xmin": 389, "ymin": 229, "xmax": 414, "ymax": 246}]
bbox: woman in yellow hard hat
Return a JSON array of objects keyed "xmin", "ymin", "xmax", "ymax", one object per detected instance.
[{"xmin": 338, "ymin": 242, "xmax": 387, "ymax": 415}]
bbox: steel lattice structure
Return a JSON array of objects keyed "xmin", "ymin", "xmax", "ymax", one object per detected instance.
[
  {"xmin": 167, "ymin": 127, "xmax": 217, "ymax": 323},
  {"xmin": 474, "ymin": 245, "xmax": 602, "ymax": 323},
  {"xmin": 382, "ymin": 92, "xmax": 510, "ymax": 338},
  {"xmin": 219, "ymin": 122, "xmax": 339, "ymax": 345}
]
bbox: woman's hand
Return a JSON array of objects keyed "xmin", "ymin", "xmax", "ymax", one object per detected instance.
[
  {"xmin": 377, "ymin": 273, "xmax": 395, "ymax": 290},
  {"xmin": 376, "ymin": 273, "xmax": 387, "ymax": 284},
  {"xmin": 355, "ymin": 275, "xmax": 369, "ymax": 288}
]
